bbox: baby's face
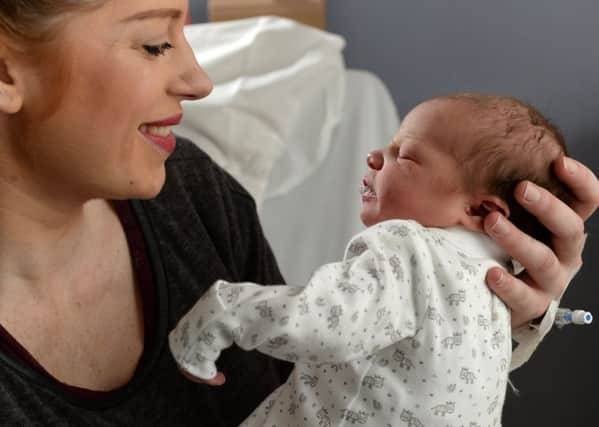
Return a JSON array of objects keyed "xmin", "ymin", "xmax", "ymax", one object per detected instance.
[{"xmin": 360, "ymin": 100, "xmax": 472, "ymax": 227}]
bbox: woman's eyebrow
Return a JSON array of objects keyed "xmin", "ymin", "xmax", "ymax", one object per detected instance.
[{"xmin": 120, "ymin": 8, "xmax": 182, "ymax": 23}]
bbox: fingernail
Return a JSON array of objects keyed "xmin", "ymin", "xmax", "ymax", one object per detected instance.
[
  {"xmin": 490, "ymin": 270, "xmax": 504, "ymax": 287},
  {"xmin": 523, "ymin": 183, "xmax": 540, "ymax": 203},
  {"xmin": 490, "ymin": 216, "xmax": 508, "ymax": 235},
  {"xmin": 564, "ymin": 157, "xmax": 578, "ymax": 174}
]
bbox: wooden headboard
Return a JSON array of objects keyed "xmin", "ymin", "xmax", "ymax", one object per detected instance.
[{"xmin": 208, "ymin": 0, "xmax": 326, "ymax": 29}]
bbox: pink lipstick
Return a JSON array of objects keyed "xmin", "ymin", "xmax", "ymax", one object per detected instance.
[{"xmin": 139, "ymin": 113, "xmax": 183, "ymax": 155}]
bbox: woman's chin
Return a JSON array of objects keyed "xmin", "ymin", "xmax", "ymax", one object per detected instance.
[
  {"xmin": 118, "ymin": 170, "xmax": 166, "ymax": 200},
  {"xmin": 135, "ymin": 181, "xmax": 166, "ymax": 199}
]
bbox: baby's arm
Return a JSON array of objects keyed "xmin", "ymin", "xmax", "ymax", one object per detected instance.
[{"xmin": 169, "ymin": 221, "xmax": 430, "ymax": 380}]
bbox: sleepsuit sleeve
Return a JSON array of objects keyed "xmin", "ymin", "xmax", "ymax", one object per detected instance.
[{"xmin": 169, "ymin": 221, "xmax": 433, "ymax": 379}]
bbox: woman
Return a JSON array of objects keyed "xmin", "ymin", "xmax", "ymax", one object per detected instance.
[{"xmin": 0, "ymin": 0, "xmax": 597, "ymax": 425}]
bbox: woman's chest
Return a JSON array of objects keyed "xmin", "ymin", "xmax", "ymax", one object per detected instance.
[{"xmin": 0, "ymin": 235, "xmax": 145, "ymax": 391}]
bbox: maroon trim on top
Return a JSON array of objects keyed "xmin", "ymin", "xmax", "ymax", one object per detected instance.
[
  {"xmin": 113, "ymin": 200, "xmax": 157, "ymax": 356},
  {"xmin": 0, "ymin": 200, "xmax": 156, "ymax": 400},
  {"xmin": 0, "ymin": 321, "xmax": 48, "ymax": 377}
]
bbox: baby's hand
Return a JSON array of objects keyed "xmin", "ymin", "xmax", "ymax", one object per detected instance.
[
  {"xmin": 169, "ymin": 324, "xmax": 230, "ymax": 386},
  {"xmin": 168, "ymin": 280, "xmax": 244, "ymax": 387},
  {"xmin": 178, "ymin": 366, "xmax": 227, "ymax": 386}
]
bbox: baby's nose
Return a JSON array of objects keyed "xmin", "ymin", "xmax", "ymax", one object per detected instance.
[{"xmin": 367, "ymin": 150, "xmax": 383, "ymax": 170}]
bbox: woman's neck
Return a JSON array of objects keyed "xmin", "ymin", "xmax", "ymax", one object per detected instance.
[{"xmin": 0, "ymin": 181, "xmax": 112, "ymax": 286}]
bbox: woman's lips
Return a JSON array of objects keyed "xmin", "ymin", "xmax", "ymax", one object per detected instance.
[
  {"xmin": 139, "ymin": 114, "xmax": 182, "ymax": 155},
  {"xmin": 140, "ymin": 130, "xmax": 176, "ymax": 154}
]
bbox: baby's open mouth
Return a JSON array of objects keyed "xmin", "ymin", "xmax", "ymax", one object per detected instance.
[{"xmin": 360, "ymin": 179, "xmax": 376, "ymax": 197}]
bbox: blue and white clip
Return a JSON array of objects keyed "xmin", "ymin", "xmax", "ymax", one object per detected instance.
[{"xmin": 555, "ymin": 308, "xmax": 593, "ymax": 328}]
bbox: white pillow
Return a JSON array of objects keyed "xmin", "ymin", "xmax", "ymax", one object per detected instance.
[{"xmin": 175, "ymin": 16, "xmax": 346, "ymax": 206}]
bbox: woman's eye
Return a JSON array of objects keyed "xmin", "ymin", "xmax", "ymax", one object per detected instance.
[{"xmin": 142, "ymin": 42, "xmax": 174, "ymax": 56}]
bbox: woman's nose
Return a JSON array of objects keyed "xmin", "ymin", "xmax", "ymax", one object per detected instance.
[
  {"xmin": 367, "ymin": 150, "xmax": 384, "ymax": 170},
  {"xmin": 169, "ymin": 40, "xmax": 214, "ymax": 101}
]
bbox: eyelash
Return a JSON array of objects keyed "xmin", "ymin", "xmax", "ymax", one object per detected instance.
[
  {"xmin": 392, "ymin": 145, "xmax": 406, "ymax": 159},
  {"xmin": 397, "ymin": 149, "xmax": 414, "ymax": 162},
  {"xmin": 142, "ymin": 42, "xmax": 174, "ymax": 56}
]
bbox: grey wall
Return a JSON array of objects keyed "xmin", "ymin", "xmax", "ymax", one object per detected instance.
[
  {"xmin": 189, "ymin": 0, "xmax": 208, "ymax": 24},
  {"xmin": 190, "ymin": 1, "xmax": 599, "ymax": 424},
  {"xmin": 328, "ymin": 3, "xmax": 599, "ymax": 426},
  {"xmin": 326, "ymin": 0, "xmax": 599, "ymax": 164}
]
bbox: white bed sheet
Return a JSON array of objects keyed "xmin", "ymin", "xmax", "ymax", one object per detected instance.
[
  {"xmin": 175, "ymin": 17, "xmax": 346, "ymax": 207},
  {"xmin": 259, "ymin": 69, "xmax": 400, "ymax": 285}
]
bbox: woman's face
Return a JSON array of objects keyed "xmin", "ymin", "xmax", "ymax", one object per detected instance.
[{"xmin": 5, "ymin": 0, "xmax": 211, "ymax": 203}]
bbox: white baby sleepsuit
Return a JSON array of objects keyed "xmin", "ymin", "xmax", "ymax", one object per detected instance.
[{"xmin": 170, "ymin": 219, "xmax": 513, "ymax": 426}]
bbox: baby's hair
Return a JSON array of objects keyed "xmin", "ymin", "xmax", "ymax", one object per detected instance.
[{"xmin": 438, "ymin": 93, "xmax": 573, "ymax": 245}]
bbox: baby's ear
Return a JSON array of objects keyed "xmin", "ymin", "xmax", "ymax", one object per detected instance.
[
  {"xmin": 460, "ymin": 195, "xmax": 510, "ymax": 233},
  {"xmin": 0, "ymin": 46, "xmax": 24, "ymax": 114}
]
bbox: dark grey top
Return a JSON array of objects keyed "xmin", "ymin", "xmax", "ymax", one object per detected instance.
[{"xmin": 0, "ymin": 138, "xmax": 290, "ymax": 426}]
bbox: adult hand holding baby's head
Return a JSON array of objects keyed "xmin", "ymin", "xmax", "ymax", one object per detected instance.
[{"xmin": 484, "ymin": 156, "xmax": 599, "ymax": 327}]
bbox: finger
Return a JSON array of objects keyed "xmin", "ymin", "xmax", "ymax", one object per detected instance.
[
  {"xmin": 484, "ymin": 212, "xmax": 564, "ymax": 298},
  {"xmin": 202, "ymin": 372, "xmax": 226, "ymax": 386},
  {"xmin": 485, "ymin": 267, "xmax": 549, "ymax": 328},
  {"xmin": 179, "ymin": 367, "xmax": 226, "ymax": 386},
  {"xmin": 512, "ymin": 181, "xmax": 585, "ymax": 266},
  {"xmin": 553, "ymin": 156, "xmax": 599, "ymax": 220}
]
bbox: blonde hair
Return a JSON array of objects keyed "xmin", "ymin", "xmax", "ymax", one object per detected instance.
[{"xmin": 0, "ymin": 1, "xmax": 106, "ymax": 47}]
